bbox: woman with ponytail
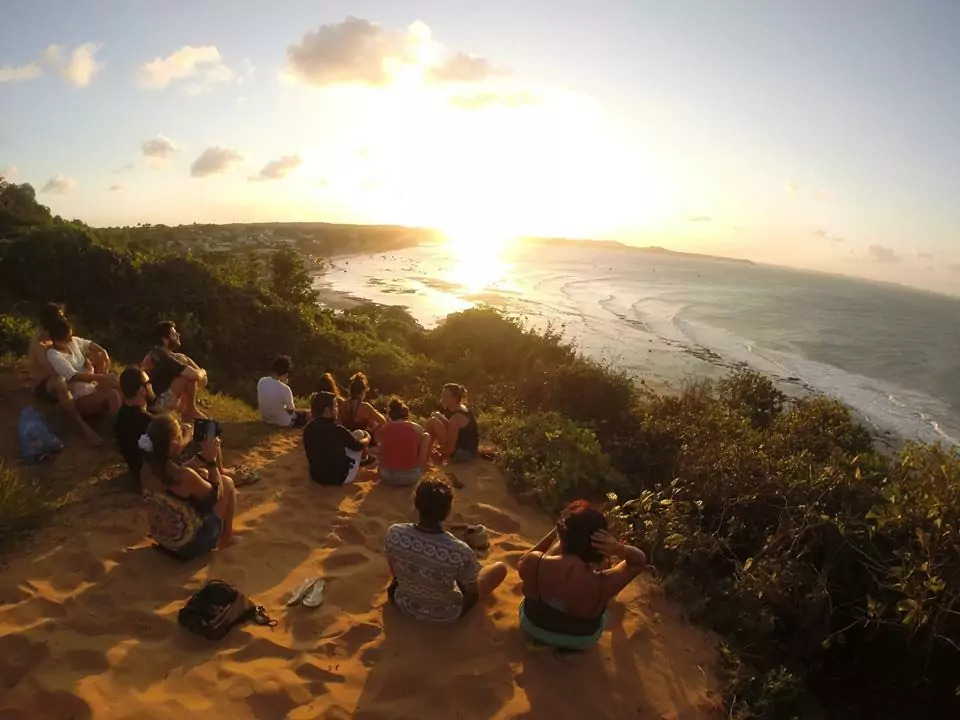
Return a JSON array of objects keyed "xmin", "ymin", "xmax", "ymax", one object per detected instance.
[
  {"xmin": 423, "ymin": 383, "xmax": 479, "ymax": 463},
  {"xmin": 140, "ymin": 414, "xmax": 237, "ymax": 558}
]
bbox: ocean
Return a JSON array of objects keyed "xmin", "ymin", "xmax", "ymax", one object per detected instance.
[{"xmin": 316, "ymin": 241, "xmax": 960, "ymax": 446}]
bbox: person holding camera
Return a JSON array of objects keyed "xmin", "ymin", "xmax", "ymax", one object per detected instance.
[{"xmin": 139, "ymin": 414, "xmax": 237, "ymax": 559}]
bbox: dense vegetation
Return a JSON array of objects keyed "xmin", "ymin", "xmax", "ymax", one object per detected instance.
[{"xmin": 2, "ymin": 177, "xmax": 959, "ymax": 719}]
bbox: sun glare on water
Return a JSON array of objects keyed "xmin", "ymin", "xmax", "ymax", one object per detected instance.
[{"xmin": 443, "ymin": 226, "xmax": 514, "ymax": 292}]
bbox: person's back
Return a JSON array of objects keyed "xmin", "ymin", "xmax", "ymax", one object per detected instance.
[
  {"xmin": 115, "ymin": 403, "xmax": 151, "ymax": 477},
  {"xmin": 257, "ymin": 375, "xmax": 294, "ymax": 426},
  {"xmin": 384, "ymin": 522, "xmax": 480, "ymax": 623},
  {"xmin": 303, "ymin": 392, "xmax": 366, "ymax": 485},
  {"xmin": 380, "ymin": 420, "xmax": 421, "ymax": 471},
  {"xmin": 518, "ymin": 501, "xmax": 645, "ymax": 646}
]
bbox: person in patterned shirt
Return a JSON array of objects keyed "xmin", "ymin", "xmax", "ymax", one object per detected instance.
[{"xmin": 384, "ymin": 477, "xmax": 507, "ymax": 623}]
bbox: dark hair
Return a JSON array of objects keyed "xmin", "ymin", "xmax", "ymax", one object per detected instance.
[
  {"xmin": 48, "ymin": 316, "xmax": 72, "ymax": 343},
  {"xmin": 442, "ymin": 383, "xmax": 466, "ymax": 403},
  {"xmin": 319, "ymin": 372, "xmax": 341, "ymax": 398},
  {"xmin": 312, "ymin": 391, "xmax": 336, "ymax": 417},
  {"xmin": 349, "ymin": 372, "xmax": 369, "ymax": 399},
  {"xmin": 154, "ymin": 320, "xmax": 176, "ymax": 345},
  {"xmin": 119, "ymin": 366, "xmax": 145, "ymax": 400},
  {"xmin": 387, "ymin": 396, "xmax": 409, "ymax": 421},
  {"xmin": 39, "ymin": 302, "xmax": 65, "ymax": 332},
  {"xmin": 272, "ymin": 354, "xmax": 293, "ymax": 376},
  {"xmin": 143, "ymin": 414, "xmax": 180, "ymax": 485},
  {"xmin": 415, "ymin": 477, "xmax": 453, "ymax": 526},
  {"xmin": 557, "ymin": 500, "xmax": 608, "ymax": 564}
]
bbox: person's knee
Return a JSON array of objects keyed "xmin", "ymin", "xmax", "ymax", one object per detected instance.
[
  {"xmin": 221, "ymin": 475, "xmax": 237, "ymax": 500},
  {"xmin": 490, "ymin": 561, "xmax": 508, "ymax": 583}
]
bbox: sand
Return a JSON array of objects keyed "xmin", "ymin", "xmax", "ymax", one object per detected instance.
[{"xmin": 0, "ymin": 428, "xmax": 720, "ymax": 720}]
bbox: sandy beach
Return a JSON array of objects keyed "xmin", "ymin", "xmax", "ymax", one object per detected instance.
[{"xmin": 0, "ymin": 414, "xmax": 719, "ymax": 719}]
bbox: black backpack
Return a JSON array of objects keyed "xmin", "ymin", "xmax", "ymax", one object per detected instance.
[{"xmin": 178, "ymin": 580, "xmax": 276, "ymax": 640}]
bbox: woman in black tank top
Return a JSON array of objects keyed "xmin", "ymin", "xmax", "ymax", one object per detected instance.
[{"xmin": 424, "ymin": 383, "xmax": 479, "ymax": 462}]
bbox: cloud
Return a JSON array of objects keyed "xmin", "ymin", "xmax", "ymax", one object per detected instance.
[
  {"xmin": 949, "ymin": 264, "xmax": 960, "ymax": 273},
  {"xmin": 785, "ymin": 181, "xmax": 799, "ymax": 194},
  {"xmin": 688, "ymin": 215, "xmax": 712, "ymax": 223},
  {"xmin": 0, "ymin": 165, "xmax": 19, "ymax": 180},
  {"xmin": 830, "ymin": 236, "xmax": 845, "ymax": 244},
  {"xmin": 285, "ymin": 17, "xmax": 428, "ymax": 87},
  {"xmin": 109, "ymin": 184, "xmax": 123, "ymax": 191},
  {"xmin": 46, "ymin": 43, "xmax": 104, "ymax": 87},
  {"xmin": 285, "ymin": 17, "xmax": 495, "ymax": 89},
  {"xmin": 41, "ymin": 174, "xmax": 76, "ymax": 194},
  {"xmin": 137, "ymin": 45, "xmax": 233, "ymax": 93},
  {"xmin": 429, "ymin": 52, "xmax": 496, "ymax": 83},
  {"xmin": 113, "ymin": 163, "xmax": 135, "ymax": 174},
  {"xmin": 249, "ymin": 155, "xmax": 302, "ymax": 181},
  {"xmin": 141, "ymin": 135, "xmax": 179, "ymax": 159},
  {"xmin": 1, "ymin": 42, "xmax": 102, "ymax": 86},
  {"xmin": 450, "ymin": 91, "xmax": 538, "ymax": 109},
  {"xmin": 867, "ymin": 244, "xmax": 901, "ymax": 263},
  {"xmin": 0, "ymin": 61, "xmax": 41, "ymax": 83},
  {"xmin": 813, "ymin": 228, "xmax": 828, "ymax": 239},
  {"xmin": 190, "ymin": 146, "xmax": 243, "ymax": 177},
  {"xmin": 918, "ymin": 252, "xmax": 934, "ymax": 260}
]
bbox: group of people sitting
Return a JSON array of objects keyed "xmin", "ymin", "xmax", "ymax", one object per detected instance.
[
  {"xmin": 256, "ymin": 356, "xmax": 479, "ymax": 488},
  {"xmin": 25, "ymin": 303, "xmax": 647, "ymax": 649}
]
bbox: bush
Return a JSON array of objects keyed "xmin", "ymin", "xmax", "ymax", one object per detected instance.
[
  {"xmin": 483, "ymin": 409, "xmax": 622, "ymax": 512},
  {"xmin": 0, "ymin": 313, "xmax": 34, "ymax": 355},
  {"xmin": 0, "ymin": 461, "xmax": 49, "ymax": 550}
]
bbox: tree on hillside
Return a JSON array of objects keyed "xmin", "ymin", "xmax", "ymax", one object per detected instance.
[
  {"xmin": 0, "ymin": 179, "xmax": 53, "ymax": 236},
  {"xmin": 269, "ymin": 246, "xmax": 317, "ymax": 306}
]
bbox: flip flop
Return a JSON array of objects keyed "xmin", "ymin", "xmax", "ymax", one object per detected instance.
[
  {"xmin": 302, "ymin": 579, "xmax": 327, "ymax": 608},
  {"xmin": 287, "ymin": 576, "xmax": 321, "ymax": 606}
]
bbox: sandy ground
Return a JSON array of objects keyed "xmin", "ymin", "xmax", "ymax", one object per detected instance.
[{"xmin": 0, "ymin": 420, "xmax": 720, "ymax": 720}]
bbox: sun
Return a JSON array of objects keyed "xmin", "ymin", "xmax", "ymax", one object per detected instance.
[{"xmin": 442, "ymin": 224, "xmax": 515, "ymax": 292}]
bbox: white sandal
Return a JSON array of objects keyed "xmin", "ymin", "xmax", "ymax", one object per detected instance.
[
  {"xmin": 302, "ymin": 578, "xmax": 327, "ymax": 608},
  {"xmin": 287, "ymin": 576, "xmax": 321, "ymax": 606}
]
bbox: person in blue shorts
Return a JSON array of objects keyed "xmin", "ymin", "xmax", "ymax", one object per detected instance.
[{"xmin": 517, "ymin": 501, "xmax": 647, "ymax": 649}]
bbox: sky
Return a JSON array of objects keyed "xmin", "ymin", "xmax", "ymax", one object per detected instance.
[{"xmin": 2, "ymin": 0, "xmax": 959, "ymax": 293}]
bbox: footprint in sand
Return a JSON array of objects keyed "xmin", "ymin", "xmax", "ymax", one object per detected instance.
[
  {"xmin": 295, "ymin": 661, "xmax": 346, "ymax": 692},
  {"xmin": 232, "ymin": 637, "xmax": 301, "ymax": 663},
  {"xmin": 330, "ymin": 522, "xmax": 367, "ymax": 546},
  {"xmin": 324, "ymin": 549, "xmax": 371, "ymax": 572},
  {"xmin": 338, "ymin": 622, "xmax": 382, "ymax": 653}
]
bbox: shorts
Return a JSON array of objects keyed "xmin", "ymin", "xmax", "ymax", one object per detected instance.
[
  {"xmin": 34, "ymin": 379, "xmax": 58, "ymax": 404},
  {"xmin": 379, "ymin": 465, "xmax": 422, "ymax": 487},
  {"xmin": 173, "ymin": 513, "xmax": 223, "ymax": 560},
  {"xmin": 387, "ymin": 578, "xmax": 478, "ymax": 619},
  {"xmin": 518, "ymin": 601, "xmax": 608, "ymax": 650},
  {"xmin": 153, "ymin": 388, "xmax": 179, "ymax": 413},
  {"xmin": 451, "ymin": 448, "xmax": 476, "ymax": 463}
]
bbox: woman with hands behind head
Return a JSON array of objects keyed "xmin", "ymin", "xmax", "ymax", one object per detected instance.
[
  {"xmin": 517, "ymin": 500, "xmax": 646, "ymax": 649},
  {"xmin": 140, "ymin": 414, "xmax": 237, "ymax": 559}
]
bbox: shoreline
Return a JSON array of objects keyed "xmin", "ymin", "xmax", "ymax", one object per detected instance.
[{"xmin": 310, "ymin": 249, "xmax": 921, "ymax": 455}]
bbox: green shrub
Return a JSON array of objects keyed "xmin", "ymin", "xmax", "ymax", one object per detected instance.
[
  {"xmin": 717, "ymin": 369, "xmax": 786, "ymax": 429},
  {"xmin": 0, "ymin": 313, "xmax": 34, "ymax": 355},
  {"xmin": 483, "ymin": 409, "xmax": 622, "ymax": 512},
  {"xmin": 0, "ymin": 461, "xmax": 50, "ymax": 550}
]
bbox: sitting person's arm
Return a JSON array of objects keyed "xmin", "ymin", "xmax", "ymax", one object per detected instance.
[
  {"xmin": 29, "ymin": 334, "xmax": 53, "ymax": 377},
  {"xmin": 593, "ymin": 531, "xmax": 646, "ymax": 602},
  {"xmin": 86, "ymin": 341, "xmax": 110, "ymax": 369},
  {"xmin": 362, "ymin": 402, "xmax": 387, "ymax": 429},
  {"xmin": 47, "ymin": 346, "xmax": 112, "ymax": 386},
  {"xmin": 338, "ymin": 425, "xmax": 369, "ymax": 450},
  {"xmin": 456, "ymin": 549, "xmax": 483, "ymax": 603},
  {"xmin": 441, "ymin": 413, "xmax": 467, "ymax": 456},
  {"xmin": 169, "ymin": 462, "xmax": 221, "ymax": 513}
]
